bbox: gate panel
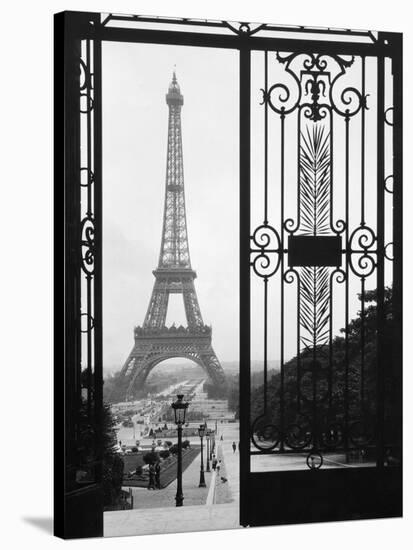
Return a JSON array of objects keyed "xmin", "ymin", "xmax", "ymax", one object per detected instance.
[{"xmin": 243, "ymin": 32, "xmax": 401, "ymax": 525}]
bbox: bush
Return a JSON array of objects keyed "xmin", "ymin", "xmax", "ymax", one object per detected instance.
[
  {"xmin": 135, "ymin": 465, "xmax": 143, "ymax": 475},
  {"xmin": 143, "ymin": 451, "xmax": 158, "ymax": 465},
  {"xmin": 170, "ymin": 444, "xmax": 179, "ymax": 455},
  {"xmin": 159, "ymin": 450, "xmax": 170, "ymax": 460},
  {"xmin": 131, "ymin": 446, "xmax": 138, "ymax": 453},
  {"xmin": 165, "ymin": 441, "xmax": 173, "ymax": 447},
  {"xmin": 182, "ymin": 440, "xmax": 190, "ymax": 449}
]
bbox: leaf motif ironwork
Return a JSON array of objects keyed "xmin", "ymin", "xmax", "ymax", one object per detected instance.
[
  {"xmin": 299, "ymin": 124, "xmax": 331, "ymax": 235},
  {"xmin": 299, "ymin": 266, "xmax": 330, "ymax": 350}
]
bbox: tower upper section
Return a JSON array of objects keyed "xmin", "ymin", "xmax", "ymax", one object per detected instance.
[{"xmin": 158, "ymin": 71, "xmax": 191, "ymax": 270}]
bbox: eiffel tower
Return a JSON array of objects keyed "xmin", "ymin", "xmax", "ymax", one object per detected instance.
[{"xmin": 119, "ymin": 72, "xmax": 226, "ymax": 400}]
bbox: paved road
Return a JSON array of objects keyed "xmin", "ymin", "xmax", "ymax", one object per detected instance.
[
  {"xmin": 104, "ymin": 421, "xmax": 241, "ymax": 537},
  {"xmin": 126, "ymin": 443, "xmax": 213, "ymax": 509}
]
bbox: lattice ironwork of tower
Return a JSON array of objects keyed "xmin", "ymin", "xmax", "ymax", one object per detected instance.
[{"xmin": 118, "ymin": 72, "xmax": 226, "ymax": 400}]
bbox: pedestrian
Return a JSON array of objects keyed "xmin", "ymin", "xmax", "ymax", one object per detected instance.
[
  {"xmin": 212, "ymin": 456, "xmax": 217, "ymax": 471},
  {"xmin": 216, "ymin": 460, "xmax": 221, "ymax": 475},
  {"xmin": 220, "ymin": 434, "xmax": 223, "ymax": 441},
  {"xmin": 155, "ymin": 461, "xmax": 161, "ymax": 489},
  {"xmin": 232, "ymin": 441, "xmax": 236, "ymax": 453},
  {"xmin": 148, "ymin": 463, "xmax": 156, "ymax": 490}
]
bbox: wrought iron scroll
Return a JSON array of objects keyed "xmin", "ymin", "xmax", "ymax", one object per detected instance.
[{"xmin": 250, "ymin": 50, "xmax": 386, "ymax": 468}]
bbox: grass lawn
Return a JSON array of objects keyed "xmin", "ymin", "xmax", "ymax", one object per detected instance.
[{"xmin": 122, "ymin": 447, "xmax": 200, "ymax": 489}]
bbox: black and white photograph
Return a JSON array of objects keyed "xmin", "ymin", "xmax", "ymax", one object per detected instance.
[
  {"xmin": 4, "ymin": 2, "xmax": 409, "ymax": 548},
  {"xmin": 54, "ymin": 10, "xmax": 403, "ymax": 539}
]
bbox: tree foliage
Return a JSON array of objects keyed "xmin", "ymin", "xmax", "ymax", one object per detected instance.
[{"xmin": 251, "ymin": 287, "xmax": 396, "ymax": 438}]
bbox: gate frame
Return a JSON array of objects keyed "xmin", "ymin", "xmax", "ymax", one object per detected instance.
[{"xmin": 55, "ymin": 10, "xmax": 402, "ymax": 538}]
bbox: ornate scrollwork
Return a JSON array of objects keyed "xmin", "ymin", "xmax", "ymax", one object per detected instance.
[
  {"xmin": 80, "ymin": 93, "xmax": 94, "ymax": 114},
  {"xmin": 384, "ymin": 107, "xmax": 394, "ymax": 126},
  {"xmin": 80, "ymin": 167, "xmax": 95, "ymax": 188},
  {"xmin": 306, "ymin": 451, "xmax": 323, "ymax": 469},
  {"xmin": 320, "ymin": 421, "xmax": 344, "ymax": 449},
  {"xmin": 225, "ymin": 21, "xmax": 266, "ymax": 37},
  {"xmin": 384, "ymin": 174, "xmax": 394, "ymax": 194},
  {"xmin": 250, "ymin": 224, "xmax": 282, "ymax": 278},
  {"xmin": 348, "ymin": 226, "xmax": 377, "ymax": 278},
  {"xmin": 80, "ymin": 312, "xmax": 95, "ymax": 333},
  {"xmin": 330, "ymin": 267, "xmax": 346, "ymax": 286},
  {"xmin": 285, "ymin": 414, "xmax": 313, "ymax": 450},
  {"xmin": 384, "ymin": 242, "xmax": 394, "ymax": 261},
  {"xmin": 263, "ymin": 52, "xmax": 365, "ymax": 122},
  {"xmin": 330, "ymin": 85, "xmax": 366, "ymax": 119},
  {"xmin": 81, "ymin": 216, "xmax": 95, "ymax": 275},
  {"xmin": 79, "ymin": 58, "xmax": 92, "ymax": 91},
  {"xmin": 348, "ymin": 418, "xmax": 375, "ymax": 448},
  {"xmin": 251, "ymin": 414, "xmax": 280, "ymax": 451}
]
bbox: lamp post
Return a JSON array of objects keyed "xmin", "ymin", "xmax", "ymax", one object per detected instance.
[
  {"xmin": 198, "ymin": 424, "xmax": 206, "ymax": 487},
  {"xmin": 171, "ymin": 394, "xmax": 189, "ymax": 507},
  {"xmin": 206, "ymin": 430, "xmax": 211, "ymax": 472}
]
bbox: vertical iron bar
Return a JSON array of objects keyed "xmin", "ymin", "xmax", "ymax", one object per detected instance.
[
  {"xmin": 328, "ymin": 273, "xmax": 333, "ymax": 411},
  {"xmin": 263, "ymin": 277, "xmax": 268, "ymax": 413},
  {"xmin": 92, "ymin": 28, "xmax": 103, "ymax": 488},
  {"xmin": 392, "ymin": 35, "xmax": 402, "ymax": 463},
  {"xmin": 264, "ymin": 50, "xmax": 268, "ymax": 226},
  {"xmin": 360, "ymin": 57, "xmax": 366, "ymax": 414},
  {"xmin": 344, "ymin": 114, "xmax": 350, "ymax": 455},
  {"xmin": 361, "ymin": 56, "xmax": 366, "ymax": 226},
  {"xmin": 263, "ymin": 50, "xmax": 268, "ymax": 414},
  {"xmin": 328, "ymin": 109, "xmax": 334, "ymax": 412},
  {"xmin": 376, "ymin": 51, "xmax": 385, "ymax": 468},
  {"xmin": 239, "ymin": 44, "xmax": 251, "ymax": 527},
  {"xmin": 280, "ymin": 112, "xmax": 285, "ymax": 450},
  {"xmin": 85, "ymin": 38, "xmax": 92, "ymax": 417},
  {"xmin": 360, "ymin": 277, "xmax": 365, "ymax": 407}
]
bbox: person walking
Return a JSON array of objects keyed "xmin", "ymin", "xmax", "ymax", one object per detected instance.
[
  {"xmin": 212, "ymin": 456, "xmax": 217, "ymax": 471},
  {"xmin": 220, "ymin": 434, "xmax": 223, "ymax": 441},
  {"xmin": 148, "ymin": 463, "xmax": 156, "ymax": 490},
  {"xmin": 232, "ymin": 441, "xmax": 236, "ymax": 453},
  {"xmin": 155, "ymin": 461, "xmax": 161, "ymax": 489},
  {"xmin": 216, "ymin": 460, "xmax": 221, "ymax": 475}
]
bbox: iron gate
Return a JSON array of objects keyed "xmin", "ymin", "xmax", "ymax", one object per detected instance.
[
  {"xmin": 242, "ymin": 30, "xmax": 402, "ymax": 526},
  {"xmin": 55, "ymin": 11, "xmax": 402, "ymax": 537}
]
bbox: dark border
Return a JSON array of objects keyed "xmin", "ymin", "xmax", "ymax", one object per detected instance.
[{"xmin": 55, "ymin": 10, "xmax": 403, "ymax": 538}]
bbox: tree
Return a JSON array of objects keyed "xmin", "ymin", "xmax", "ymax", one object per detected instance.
[
  {"xmin": 101, "ymin": 403, "xmax": 125, "ymax": 506},
  {"xmin": 251, "ymin": 287, "xmax": 396, "ymax": 448},
  {"xmin": 143, "ymin": 451, "xmax": 159, "ymax": 465}
]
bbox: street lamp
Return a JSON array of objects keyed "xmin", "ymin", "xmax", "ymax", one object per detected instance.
[
  {"xmin": 171, "ymin": 394, "xmax": 189, "ymax": 507},
  {"xmin": 206, "ymin": 429, "xmax": 211, "ymax": 472},
  {"xmin": 198, "ymin": 424, "xmax": 206, "ymax": 487}
]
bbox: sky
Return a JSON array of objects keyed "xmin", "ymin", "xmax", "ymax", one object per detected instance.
[
  {"xmin": 102, "ymin": 42, "xmax": 239, "ymax": 370},
  {"xmin": 101, "ymin": 42, "xmax": 392, "ymax": 374}
]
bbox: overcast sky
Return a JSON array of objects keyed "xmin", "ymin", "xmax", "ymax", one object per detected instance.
[
  {"xmin": 102, "ymin": 43, "xmax": 390, "ymax": 374},
  {"xmin": 102, "ymin": 43, "xmax": 239, "ymax": 370}
]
